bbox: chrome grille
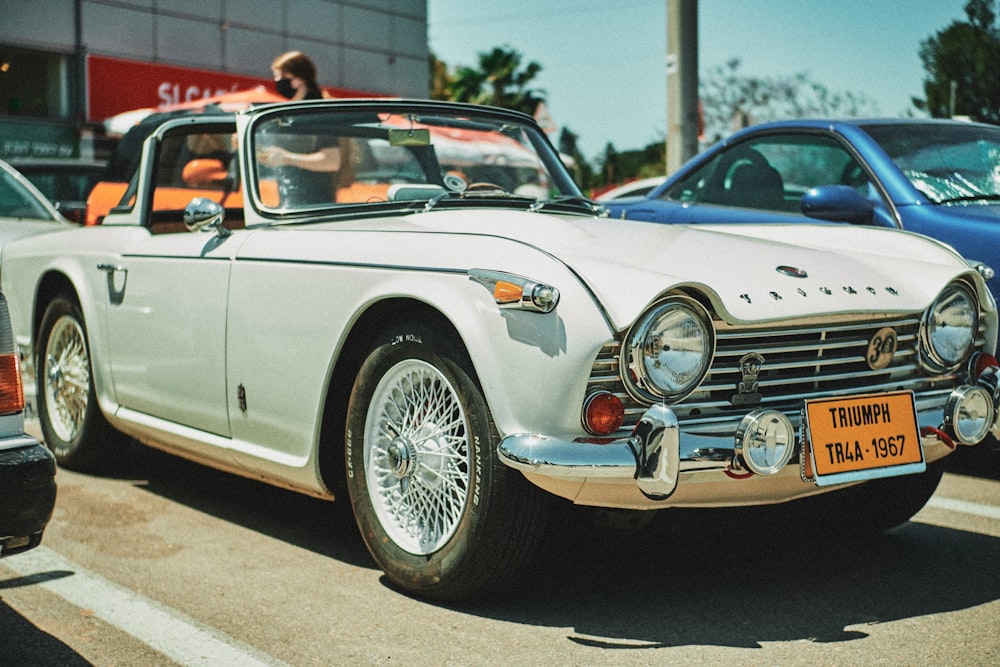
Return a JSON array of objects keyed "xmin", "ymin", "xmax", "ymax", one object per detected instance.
[{"xmin": 589, "ymin": 314, "xmax": 983, "ymax": 437}]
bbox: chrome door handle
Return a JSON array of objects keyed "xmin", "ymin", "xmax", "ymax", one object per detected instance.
[
  {"xmin": 97, "ymin": 263, "xmax": 126, "ymax": 273},
  {"xmin": 97, "ymin": 263, "xmax": 128, "ymax": 304}
]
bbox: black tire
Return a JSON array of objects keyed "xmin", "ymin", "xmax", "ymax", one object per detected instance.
[
  {"xmin": 36, "ymin": 296, "xmax": 123, "ymax": 471},
  {"xmin": 796, "ymin": 457, "xmax": 947, "ymax": 535},
  {"xmin": 345, "ymin": 324, "xmax": 548, "ymax": 601}
]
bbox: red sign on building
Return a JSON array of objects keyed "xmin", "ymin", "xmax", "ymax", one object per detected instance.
[{"xmin": 86, "ymin": 54, "xmax": 376, "ymax": 123}]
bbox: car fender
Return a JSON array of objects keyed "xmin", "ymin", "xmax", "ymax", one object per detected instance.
[{"xmin": 226, "ymin": 226, "xmax": 615, "ymax": 450}]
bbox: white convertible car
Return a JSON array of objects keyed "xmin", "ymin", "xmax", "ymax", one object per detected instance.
[{"xmin": 2, "ymin": 100, "xmax": 998, "ymax": 600}]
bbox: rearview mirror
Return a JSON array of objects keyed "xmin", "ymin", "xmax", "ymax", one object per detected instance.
[{"xmin": 388, "ymin": 128, "xmax": 430, "ymax": 147}]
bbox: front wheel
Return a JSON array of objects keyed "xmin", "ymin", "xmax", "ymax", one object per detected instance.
[
  {"xmin": 36, "ymin": 296, "xmax": 122, "ymax": 470},
  {"xmin": 345, "ymin": 327, "xmax": 547, "ymax": 601}
]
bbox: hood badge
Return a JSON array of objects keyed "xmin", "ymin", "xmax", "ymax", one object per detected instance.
[
  {"xmin": 777, "ymin": 265, "xmax": 808, "ymax": 278},
  {"xmin": 739, "ymin": 285, "xmax": 899, "ymax": 304},
  {"xmin": 867, "ymin": 327, "xmax": 898, "ymax": 370},
  {"xmin": 732, "ymin": 352, "xmax": 764, "ymax": 407}
]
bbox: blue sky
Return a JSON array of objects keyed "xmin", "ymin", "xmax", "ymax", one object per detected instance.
[{"xmin": 428, "ymin": 0, "xmax": 970, "ymax": 161}]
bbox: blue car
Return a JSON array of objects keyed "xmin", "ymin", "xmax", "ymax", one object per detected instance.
[{"xmin": 603, "ymin": 118, "xmax": 1000, "ymax": 301}]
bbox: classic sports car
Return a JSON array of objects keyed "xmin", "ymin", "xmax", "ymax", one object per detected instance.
[
  {"xmin": 601, "ymin": 118, "xmax": 1000, "ymax": 303},
  {"xmin": 1, "ymin": 100, "xmax": 998, "ymax": 600}
]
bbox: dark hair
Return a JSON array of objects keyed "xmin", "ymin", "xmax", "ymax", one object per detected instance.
[{"xmin": 272, "ymin": 51, "xmax": 317, "ymax": 84}]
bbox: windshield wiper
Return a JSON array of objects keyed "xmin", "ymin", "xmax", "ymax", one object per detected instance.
[
  {"xmin": 422, "ymin": 189, "xmax": 463, "ymax": 212},
  {"xmin": 529, "ymin": 195, "xmax": 608, "ymax": 216},
  {"xmin": 937, "ymin": 193, "xmax": 1000, "ymax": 204}
]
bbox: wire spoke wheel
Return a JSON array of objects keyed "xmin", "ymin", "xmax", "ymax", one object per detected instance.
[
  {"xmin": 43, "ymin": 314, "xmax": 91, "ymax": 443},
  {"xmin": 37, "ymin": 296, "xmax": 123, "ymax": 471},
  {"xmin": 363, "ymin": 359, "xmax": 470, "ymax": 555},
  {"xmin": 346, "ymin": 326, "xmax": 550, "ymax": 600}
]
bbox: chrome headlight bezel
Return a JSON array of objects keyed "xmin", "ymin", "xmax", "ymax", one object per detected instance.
[
  {"xmin": 920, "ymin": 282, "xmax": 980, "ymax": 374},
  {"xmin": 623, "ymin": 296, "xmax": 715, "ymax": 404}
]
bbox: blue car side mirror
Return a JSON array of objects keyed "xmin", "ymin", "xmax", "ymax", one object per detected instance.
[{"xmin": 800, "ymin": 185, "xmax": 875, "ymax": 225}]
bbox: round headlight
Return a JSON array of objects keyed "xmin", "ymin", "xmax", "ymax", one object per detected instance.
[
  {"xmin": 624, "ymin": 298, "xmax": 714, "ymax": 403},
  {"xmin": 921, "ymin": 283, "xmax": 979, "ymax": 372}
]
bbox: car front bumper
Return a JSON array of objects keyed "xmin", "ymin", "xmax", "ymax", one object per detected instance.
[
  {"xmin": 0, "ymin": 437, "xmax": 57, "ymax": 557},
  {"xmin": 499, "ymin": 386, "xmax": 998, "ymax": 509}
]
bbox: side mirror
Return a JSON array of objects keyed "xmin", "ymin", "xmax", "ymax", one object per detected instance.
[
  {"xmin": 800, "ymin": 185, "xmax": 875, "ymax": 225},
  {"xmin": 182, "ymin": 158, "xmax": 229, "ymax": 187},
  {"xmin": 183, "ymin": 197, "xmax": 229, "ymax": 236}
]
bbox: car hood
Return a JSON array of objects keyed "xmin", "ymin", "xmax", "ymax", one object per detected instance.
[
  {"xmin": 342, "ymin": 209, "xmax": 977, "ymax": 330},
  {"xmin": 0, "ymin": 219, "xmax": 70, "ymax": 250}
]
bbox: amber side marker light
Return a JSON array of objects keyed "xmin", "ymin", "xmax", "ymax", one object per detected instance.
[
  {"xmin": 493, "ymin": 280, "xmax": 523, "ymax": 305},
  {"xmin": 0, "ymin": 353, "xmax": 24, "ymax": 415},
  {"xmin": 468, "ymin": 269, "xmax": 560, "ymax": 314}
]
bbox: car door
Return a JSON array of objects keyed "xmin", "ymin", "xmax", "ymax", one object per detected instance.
[
  {"xmin": 102, "ymin": 126, "xmax": 241, "ymax": 438},
  {"xmin": 102, "ymin": 231, "xmax": 236, "ymax": 437}
]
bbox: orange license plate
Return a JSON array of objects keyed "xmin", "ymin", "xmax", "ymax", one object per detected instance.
[{"xmin": 804, "ymin": 391, "xmax": 925, "ymax": 486}]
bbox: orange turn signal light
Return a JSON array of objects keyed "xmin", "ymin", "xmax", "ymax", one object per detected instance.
[
  {"xmin": 0, "ymin": 353, "xmax": 24, "ymax": 415},
  {"xmin": 493, "ymin": 280, "xmax": 523, "ymax": 304}
]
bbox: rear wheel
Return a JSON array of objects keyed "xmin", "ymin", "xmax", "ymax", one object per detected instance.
[
  {"xmin": 36, "ymin": 296, "xmax": 122, "ymax": 470},
  {"xmin": 345, "ymin": 324, "xmax": 548, "ymax": 601}
]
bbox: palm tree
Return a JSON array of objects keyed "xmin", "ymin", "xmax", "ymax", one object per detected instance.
[{"xmin": 437, "ymin": 46, "xmax": 546, "ymax": 116}]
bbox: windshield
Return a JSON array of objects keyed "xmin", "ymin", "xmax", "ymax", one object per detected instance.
[
  {"xmin": 249, "ymin": 105, "xmax": 581, "ymax": 212},
  {"xmin": 862, "ymin": 123, "xmax": 1000, "ymax": 205},
  {"xmin": 0, "ymin": 166, "xmax": 56, "ymax": 220}
]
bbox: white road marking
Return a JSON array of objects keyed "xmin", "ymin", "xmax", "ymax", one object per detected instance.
[
  {"xmin": 925, "ymin": 496, "xmax": 1000, "ymax": 521},
  {"xmin": 2, "ymin": 547, "xmax": 286, "ymax": 666}
]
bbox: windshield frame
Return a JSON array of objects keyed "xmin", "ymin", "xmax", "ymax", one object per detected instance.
[{"xmin": 241, "ymin": 99, "xmax": 582, "ymax": 221}]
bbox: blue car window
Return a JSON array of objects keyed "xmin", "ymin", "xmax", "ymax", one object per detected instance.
[{"xmin": 663, "ymin": 133, "xmax": 871, "ymax": 213}]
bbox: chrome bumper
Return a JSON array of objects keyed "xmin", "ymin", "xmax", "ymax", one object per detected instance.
[{"xmin": 498, "ymin": 386, "xmax": 998, "ymax": 502}]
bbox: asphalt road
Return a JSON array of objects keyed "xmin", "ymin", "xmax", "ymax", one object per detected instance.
[{"xmin": 1, "ymin": 422, "xmax": 998, "ymax": 666}]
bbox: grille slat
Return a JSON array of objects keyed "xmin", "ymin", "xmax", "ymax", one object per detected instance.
[{"xmin": 714, "ymin": 332, "xmax": 918, "ymax": 358}]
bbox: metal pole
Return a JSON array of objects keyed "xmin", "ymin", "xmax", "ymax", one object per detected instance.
[{"xmin": 666, "ymin": 0, "xmax": 698, "ymax": 174}]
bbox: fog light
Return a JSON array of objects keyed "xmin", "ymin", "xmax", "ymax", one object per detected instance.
[
  {"xmin": 944, "ymin": 385, "xmax": 995, "ymax": 445},
  {"xmin": 735, "ymin": 409, "xmax": 795, "ymax": 475}
]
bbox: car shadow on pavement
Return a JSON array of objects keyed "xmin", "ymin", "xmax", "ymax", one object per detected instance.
[
  {"xmin": 81, "ymin": 437, "xmax": 375, "ymax": 571},
  {"xmin": 0, "ymin": 600, "xmax": 92, "ymax": 665},
  {"xmin": 947, "ymin": 443, "xmax": 1000, "ymax": 480},
  {"xmin": 50, "ymin": 432, "xmax": 1000, "ymax": 653},
  {"xmin": 448, "ymin": 502, "xmax": 1000, "ymax": 650}
]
